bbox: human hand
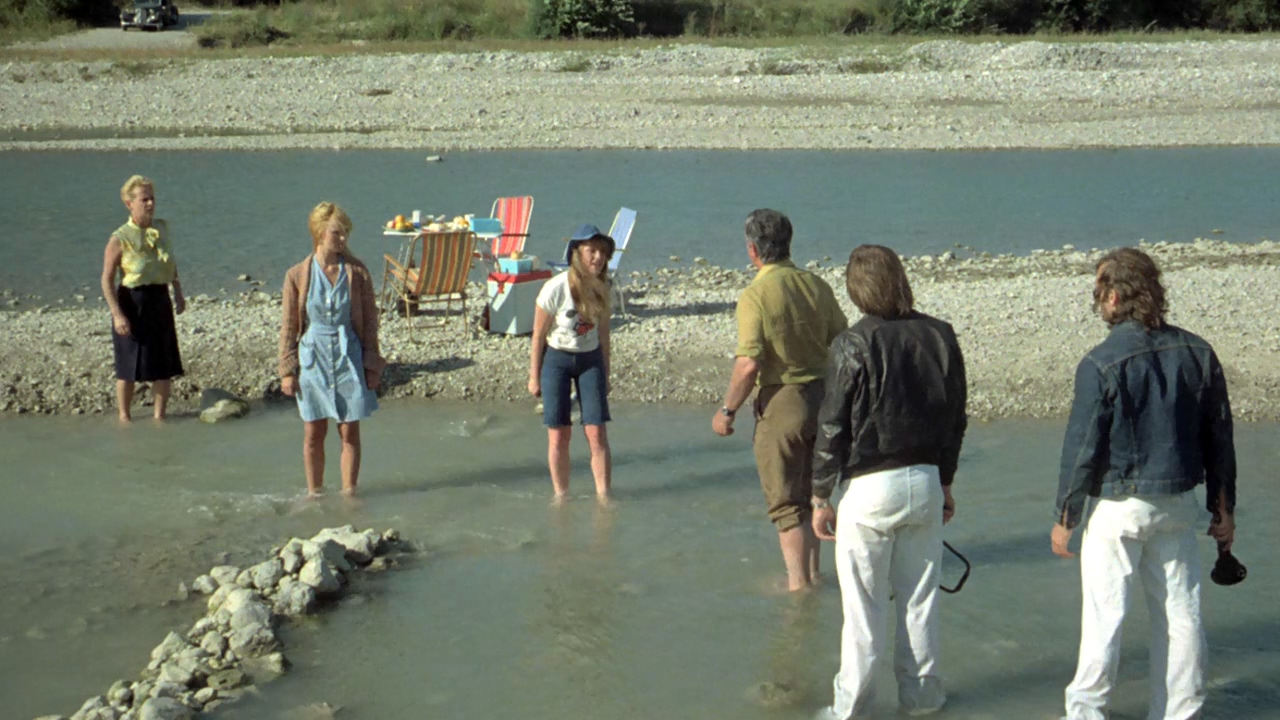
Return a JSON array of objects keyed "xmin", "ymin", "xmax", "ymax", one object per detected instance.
[
  {"xmin": 173, "ymin": 289, "xmax": 186, "ymax": 315},
  {"xmin": 528, "ymin": 377, "xmax": 541, "ymax": 398},
  {"xmin": 711, "ymin": 411, "xmax": 734, "ymax": 437},
  {"xmin": 281, "ymin": 376, "xmax": 298, "ymax": 397},
  {"xmin": 812, "ymin": 505, "xmax": 837, "ymax": 541},
  {"xmin": 942, "ymin": 487, "xmax": 955, "ymax": 525},
  {"xmin": 1051, "ymin": 523, "xmax": 1075, "ymax": 558},
  {"xmin": 112, "ymin": 314, "xmax": 131, "ymax": 337},
  {"xmin": 365, "ymin": 369, "xmax": 381, "ymax": 392},
  {"xmin": 1208, "ymin": 512, "xmax": 1235, "ymax": 552}
]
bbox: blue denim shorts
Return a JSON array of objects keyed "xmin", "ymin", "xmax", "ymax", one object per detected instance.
[{"xmin": 541, "ymin": 346, "xmax": 610, "ymax": 427}]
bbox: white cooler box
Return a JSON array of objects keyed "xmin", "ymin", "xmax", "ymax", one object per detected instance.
[{"xmin": 486, "ymin": 270, "xmax": 552, "ymax": 335}]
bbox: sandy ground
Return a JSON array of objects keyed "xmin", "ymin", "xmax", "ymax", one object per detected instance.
[{"xmin": 4, "ymin": 38, "xmax": 1280, "ymax": 150}]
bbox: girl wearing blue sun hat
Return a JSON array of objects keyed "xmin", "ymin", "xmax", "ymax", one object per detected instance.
[{"xmin": 528, "ymin": 224, "xmax": 616, "ymax": 504}]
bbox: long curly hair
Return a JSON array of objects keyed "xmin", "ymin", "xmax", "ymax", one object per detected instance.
[{"xmin": 1094, "ymin": 248, "xmax": 1167, "ymax": 330}]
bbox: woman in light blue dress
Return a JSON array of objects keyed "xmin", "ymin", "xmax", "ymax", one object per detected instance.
[{"xmin": 278, "ymin": 202, "xmax": 384, "ymax": 497}]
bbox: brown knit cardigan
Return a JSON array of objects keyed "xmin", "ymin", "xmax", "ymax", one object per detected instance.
[{"xmin": 277, "ymin": 253, "xmax": 386, "ymax": 380}]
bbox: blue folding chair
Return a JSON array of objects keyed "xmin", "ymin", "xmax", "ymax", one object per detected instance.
[{"xmin": 549, "ymin": 207, "xmax": 638, "ymax": 316}]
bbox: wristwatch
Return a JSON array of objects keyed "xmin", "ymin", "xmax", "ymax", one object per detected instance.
[
  {"xmin": 812, "ymin": 498, "xmax": 832, "ymax": 510},
  {"xmin": 720, "ymin": 406, "xmax": 736, "ymax": 418}
]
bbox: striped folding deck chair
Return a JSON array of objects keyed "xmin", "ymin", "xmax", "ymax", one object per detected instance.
[
  {"xmin": 475, "ymin": 196, "xmax": 534, "ymax": 266},
  {"xmin": 381, "ymin": 230, "xmax": 476, "ymax": 340}
]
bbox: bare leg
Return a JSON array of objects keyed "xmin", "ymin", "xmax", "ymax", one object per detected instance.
[
  {"xmin": 779, "ymin": 525, "xmax": 814, "ymax": 592},
  {"xmin": 548, "ymin": 426, "xmax": 572, "ymax": 501},
  {"xmin": 303, "ymin": 419, "xmax": 328, "ymax": 496},
  {"xmin": 583, "ymin": 423, "xmax": 612, "ymax": 502},
  {"xmin": 151, "ymin": 379, "xmax": 171, "ymax": 420},
  {"xmin": 116, "ymin": 380, "xmax": 134, "ymax": 422},
  {"xmin": 338, "ymin": 421, "xmax": 361, "ymax": 496}
]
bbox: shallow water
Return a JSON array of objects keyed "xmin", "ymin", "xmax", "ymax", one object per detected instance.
[
  {"xmin": 1, "ymin": 403, "xmax": 1277, "ymax": 720},
  {"xmin": 6, "ymin": 147, "xmax": 1280, "ymax": 298}
]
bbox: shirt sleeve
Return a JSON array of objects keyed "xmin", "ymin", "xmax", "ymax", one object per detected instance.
[
  {"xmin": 812, "ymin": 333, "xmax": 857, "ymax": 499},
  {"xmin": 1055, "ymin": 356, "xmax": 1112, "ymax": 529},
  {"xmin": 536, "ymin": 275, "xmax": 561, "ymax": 314},
  {"xmin": 827, "ymin": 286, "xmax": 849, "ymax": 345},
  {"xmin": 939, "ymin": 332, "xmax": 968, "ymax": 486},
  {"xmin": 734, "ymin": 290, "xmax": 764, "ymax": 360},
  {"xmin": 1201, "ymin": 349, "xmax": 1237, "ymax": 517}
]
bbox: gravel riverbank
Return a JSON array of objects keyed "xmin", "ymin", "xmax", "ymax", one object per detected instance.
[
  {"xmin": 5, "ymin": 38, "xmax": 1280, "ymax": 151},
  {"xmin": 3, "ymin": 240, "xmax": 1278, "ymax": 421}
]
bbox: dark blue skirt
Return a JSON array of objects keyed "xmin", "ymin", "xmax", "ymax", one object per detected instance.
[{"xmin": 112, "ymin": 284, "xmax": 184, "ymax": 382}]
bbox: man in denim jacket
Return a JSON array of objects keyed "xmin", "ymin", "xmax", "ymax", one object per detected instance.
[{"xmin": 1052, "ymin": 248, "xmax": 1236, "ymax": 720}]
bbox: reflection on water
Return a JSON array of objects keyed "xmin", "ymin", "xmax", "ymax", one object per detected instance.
[
  {"xmin": 524, "ymin": 504, "xmax": 637, "ymax": 720},
  {"xmin": 1, "ymin": 404, "xmax": 1277, "ymax": 719}
]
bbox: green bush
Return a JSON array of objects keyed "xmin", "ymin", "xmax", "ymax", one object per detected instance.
[
  {"xmin": 891, "ymin": 0, "xmax": 983, "ymax": 32},
  {"xmin": 195, "ymin": 8, "xmax": 290, "ymax": 48},
  {"xmin": 0, "ymin": 0, "xmax": 114, "ymax": 28},
  {"xmin": 1202, "ymin": 0, "xmax": 1280, "ymax": 29},
  {"xmin": 528, "ymin": 0, "xmax": 637, "ymax": 37}
]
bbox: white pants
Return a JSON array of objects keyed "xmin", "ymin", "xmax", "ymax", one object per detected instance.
[
  {"xmin": 825, "ymin": 465, "xmax": 945, "ymax": 719},
  {"xmin": 1065, "ymin": 491, "xmax": 1206, "ymax": 720}
]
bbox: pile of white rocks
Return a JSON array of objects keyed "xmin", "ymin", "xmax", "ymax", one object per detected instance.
[{"xmin": 39, "ymin": 525, "xmax": 409, "ymax": 720}]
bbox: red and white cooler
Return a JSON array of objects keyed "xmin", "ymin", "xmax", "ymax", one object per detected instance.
[{"xmin": 486, "ymin": 269, "xmax": 553, "ymax": 335}]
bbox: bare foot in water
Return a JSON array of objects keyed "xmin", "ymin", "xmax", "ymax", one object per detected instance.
[
  {"xmin": 288, "ymin": 492, "xmax": 323, "ymax": 515},
  {"xmin": 117, "ymin": 413, "xmax": 132, "ymax": 424},
  {"xmin": 551, "ymin": 493, "xmax": 569, "ymax": 507}
]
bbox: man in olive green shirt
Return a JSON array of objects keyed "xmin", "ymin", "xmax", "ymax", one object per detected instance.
[{"xmin": 712, "ymin": 208, "xmax": 848, "ymax": 592}]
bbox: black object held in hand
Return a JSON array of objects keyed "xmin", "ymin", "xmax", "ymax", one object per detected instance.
[
  {"xmin": 1210, "ymin": 541, "xmax": 1247, "ymax": 587},
  {"xmin": 940, "ymin": 541, "xmax": 970, "ymax": 594}
]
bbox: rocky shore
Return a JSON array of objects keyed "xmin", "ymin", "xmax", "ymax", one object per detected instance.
[
  {"xmin": 3, "ymin": 239, "xmax": 1278, "ymax": 421},
  {"xmin": 39, "ymin": 524, "xmax": 411, "ymax": 720},
  {"xmin": 5, "ymin": 38, "xmax": 1280, "ymax": 151}
]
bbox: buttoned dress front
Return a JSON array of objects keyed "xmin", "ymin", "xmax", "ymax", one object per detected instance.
[{"xmin": 296, "ymin": 258, "xmax": 377, "ymax": 423}]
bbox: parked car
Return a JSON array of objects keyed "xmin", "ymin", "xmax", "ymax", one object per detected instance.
[{"xmin": 120, "ymin": 0, "xmax": 179, "ymax": 31}]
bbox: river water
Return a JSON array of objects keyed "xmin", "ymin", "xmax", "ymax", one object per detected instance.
[
  {"xmin": 1, "ymin": 403, "xmax": 1276, "ymax": 719},
  {"xmin": 4, "ymin": 147, "xmax": 1280, "ymax": 299}
]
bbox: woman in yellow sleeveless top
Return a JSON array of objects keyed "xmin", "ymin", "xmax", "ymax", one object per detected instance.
[{"xmin": 100, "ymin": 175, "xmax": 186, "ymax": 422}]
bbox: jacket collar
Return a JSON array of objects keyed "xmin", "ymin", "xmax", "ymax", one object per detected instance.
[
  {"xmin": 754, "ymin": 259, "xmax": 796, "ymax": 280},
  {"xmin": 1108, "ymin": 318, "xmax": 1150, "ymax": 335}
]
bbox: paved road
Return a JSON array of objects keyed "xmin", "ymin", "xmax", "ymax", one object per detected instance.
[{"xmin": 9, "ymin": 9, "xmax": 228, "ymax": 51}]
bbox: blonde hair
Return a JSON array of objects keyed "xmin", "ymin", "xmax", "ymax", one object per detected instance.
[
  {"xmin": 568, "ymin": 239, "xmax": 611, "ymax": 326},
  {"xmin": 308, "ymin": 202, "xmax": 353, "ymax": 251},
  {"xmin": 120, "ymin": 175, "xmax": 154, "ymax": 203}
]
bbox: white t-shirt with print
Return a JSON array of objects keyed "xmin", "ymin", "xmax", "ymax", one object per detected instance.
[{"xmin": 536, "ymin": 272, "xmax": 599, "ymax": 353}]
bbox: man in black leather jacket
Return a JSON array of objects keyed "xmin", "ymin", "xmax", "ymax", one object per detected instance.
[
  {"xmin": 1053, "ymin": 248, "xmax": 1236, "ymax": 720},
  {"xmin": 810, "ymin": 245, "xmax": 967, "ymax": 720}
]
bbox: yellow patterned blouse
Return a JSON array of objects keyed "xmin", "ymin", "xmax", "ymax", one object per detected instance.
[{"xmin": 114, "ymin": 218, "xmax": 176, "ymax": 288}]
